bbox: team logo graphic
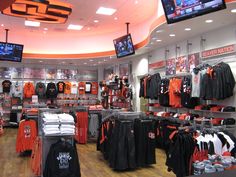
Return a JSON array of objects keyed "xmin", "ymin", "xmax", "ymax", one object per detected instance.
[
  {"xmin": 24, "ymin": 125, "xmax": 31, "ymax": 138},
  {"xmin": 57, "ymin": 152, "xmax": 72, "ymax": 169},
  {"xmin": 2, "ymin": 0, "xmax": 72, "ymax": 24}
]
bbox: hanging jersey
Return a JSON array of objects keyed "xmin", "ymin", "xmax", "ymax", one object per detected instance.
[
  {"xmin": 71, "ymin": 84, "xmax": 78, "ymax": 94},
  {"xmin": 57, "ymin": 81, "xmax": 65, "ymax": 94},
  {"xmin": 169, "ymin": 78, "xmax": 182, "ymax": 108},
  {"xmin": 91, "ymin": 82, "xmax": 98, "ymax": 95},
  {"xmin": 191, "ymin": 70, "xmax": 201, "ymax": 97},
  {"xmin": 46, "ymin": 82, "xmax": 58, "ymax": 98},
  {"xmin": 64, "ymin": 82, "xmax": 72, "ymax": 94},
  {"xmin": 2, "ymin": 80, "xmax": 12, "ymax": 93},
  {"xmin": 24, "ymin": 82, "xmax": 35, "ymax": 98},
  {"xmin": 12, "ymin": 82, "xmax": 22, "ymax": 98},
  {"xmin": 35, "ymin": 82, "xmax": 46, "ymax": 98},
  {"xmin": 159, "ymin": 79, "xmax": 170, "ymax": 107},
  {"xmin": 181, "ymin": 76, "xmax": 199, "ymax": 108},
  {"xmin": 78, "ymin": 82, "xmax": 86, "ymax": 95}
]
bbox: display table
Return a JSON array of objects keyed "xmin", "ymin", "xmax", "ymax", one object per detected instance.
[{"xmin": 189, "ymin": 169, "xmax": 236, "ymax": 177}]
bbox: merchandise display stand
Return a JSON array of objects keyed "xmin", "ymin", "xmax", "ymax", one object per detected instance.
[{"xmin": 38, "ymin": 108, "xmax": 75, "ymax": 177}]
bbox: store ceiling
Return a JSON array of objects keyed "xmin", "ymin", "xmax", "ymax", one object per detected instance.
[
  {"xmin": 0, "ymin": 0, "xmax": 157, "ymax": 55},
  {"xmin": 0, "ymin": 0, "xmax": 236, "ymax": 65}
]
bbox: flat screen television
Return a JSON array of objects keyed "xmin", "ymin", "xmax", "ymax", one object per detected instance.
[
  {"xmin": 113, "ymin": 34, "xmax": 135, "ymax": 58},
  {"xmin": 0, "ymin": 42, "xmax": 24, "ymax": 62},
  {"xmin": 161, "ymin": 0, "xmax": 226, "ymax": 24}
]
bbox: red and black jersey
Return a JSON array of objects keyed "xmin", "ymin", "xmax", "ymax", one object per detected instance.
[{"xmin": 159, "ymin": 79, "xmax": 169, "ymax": 107}]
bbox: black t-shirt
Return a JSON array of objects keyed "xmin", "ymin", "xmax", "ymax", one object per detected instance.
[
  {"xmin": 2, "ymin": 80, "xmax": 12, "ymax": 93},
  {"xmin": 46, "ymin": 82, "xmax": 58, "ymax": 98},
  {"xmin": 57, "ymin": 81, "xmax": 65, "ymax": 93},
  {"xmin": 159, "ymin": 79, "xmax": 169, "ymax": 107}
]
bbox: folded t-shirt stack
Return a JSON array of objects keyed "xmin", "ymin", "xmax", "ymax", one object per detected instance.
[
  {"xmin": 42, "ymin": 113, "xmax": 75, "ymax": 135},
  {"xmin": 58, "ymin": 113, "xmax": 75, "ymax": 134}
]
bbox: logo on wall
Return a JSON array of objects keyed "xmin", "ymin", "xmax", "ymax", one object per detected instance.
[
  {"xmin": 2, "ymin": 0, "xmax": 72, "ymax": 24},
  {"xmin": 57, "ymin": 152, "xmax": 72, "ymax": 169}
]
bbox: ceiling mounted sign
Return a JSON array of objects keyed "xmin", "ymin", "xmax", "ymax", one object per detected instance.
[{"xmin": 1, "ymin": 0, "xmax": 72, "ymax": 24}]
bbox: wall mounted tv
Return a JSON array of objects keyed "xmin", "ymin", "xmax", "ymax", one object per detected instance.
[
  {"xmin": 0, "ymin": 42, "xmax": 24, "ymax": 62},
  {"xmin": 161, "ymin": 0, "xmax": 226, "ymax": 24},
  {"xmin": 113, "ymin": 34, "xmax": 135, "ymax": 58}
]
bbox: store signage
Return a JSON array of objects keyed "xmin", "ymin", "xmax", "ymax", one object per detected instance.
[
  {"xmin": 202, "ymin": 44, "xmax": 235, "ymax": 58},
  {"xmin": 149, "ymin": 60, "xmax": 165, "ymax": 69}
]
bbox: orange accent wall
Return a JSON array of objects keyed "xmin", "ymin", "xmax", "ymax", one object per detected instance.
[{"xmin": 22, "ymin": 0, "xmax": 236, "ymax": 60}]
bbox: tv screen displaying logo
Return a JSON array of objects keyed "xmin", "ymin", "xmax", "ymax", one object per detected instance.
[
  {"xmin": 0, "ymin": 42, "xmax": 24, "ymax": 62},
  {"xmin": 113, "ymin": 34, "xmax": 135, "ymax": 58},
  {"xmin": 161, "ymin": 0, "xmax": 226, "ymax": 24}
]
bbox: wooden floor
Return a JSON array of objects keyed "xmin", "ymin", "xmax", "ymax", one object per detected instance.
[{"xmin": 0, "ymin": 128, "xmax": 175, "ymax": 177}]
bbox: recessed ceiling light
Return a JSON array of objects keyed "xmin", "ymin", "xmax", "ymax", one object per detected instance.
[
  {"xmin": 135, "ymin": 0, "xmax": 139, "ymax": 4},
  {"xmin": 169, "ymin": 34, "xmax": 175, "ymax": 37},
  {"xmin": 84, "ymin": 62, "xmax": 87, "ymax": 65},
  {"xmin": 1, "ymin": 24, "xmax": 4, "ymax": 27},
  {"xmin": 96, "ymin": 7, "xmax": 117, "ymax": 16},
  {"xmin": 67, "ymin": 24, "xmax": 83, "ymax": 30},
  {"xmin": 62, "ymin": 61, "xmax": 65, "ymax": 64},
  {"xmin": 156, "ymin": 39, "xmax": 162, "ymax": 42},
  {"xmin": 25, "ymin": 20, "xmax": 40, "ymax": 27},
  {"xmin": 44, "ymin": 28, "xmax": 48, "ymax": 31},
  {"xmin": 205, "ymin": 19, "xmax": 213, "ymax": 23},
  {"xmin": 114, "ymin": 17, "xmax": 118, "ymax": 20},
  {"xmin": 185, "ymin": 28, "xmax": 191, "ymax": 31},
  {"xmin": 156, "ymin": 29, "xmax": 163, "ymax": 33},
  {"xmin": 94, "ymin": 20, "xmax": 99, "ymax": 23},
  {"xmin": 39, "ymin": 61, "xmax": 43, "ymax": 63},
  {"xmin": 87, "ymin": 27, "xmax": 91, "ymax": 30},
  {"xmin": 150, "ymin": 42, "xmax": 153, "ymax": 45},
  {"xmin": 152, "ymin": 37, "xmax": 157, "ymax": 40},
  {"xmin": 231, "ymin": 9, "xmax": 236, "ymax": 13},
  {"xmin": 89, "ymin": 59, "xmax": 94, "ymax": 62}
]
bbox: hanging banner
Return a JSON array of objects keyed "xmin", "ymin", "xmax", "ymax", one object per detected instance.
[
  {"xmin": 166, "ymin": 58, "xmax": 176, "ymax": 75},
  {"xmin": 176, "ymin": 56, "xmax": 188, "ymax": 74},
  {"xmin": 188, "ymin": 53, "xmax": 200, "ymax": 72},
  {"xmin": 202, "ymin": 44, "xmax": 235, "ymax": 59},
  {"xmin": 149, "ymin": 60, "xmax": 165, "ymax": 69}
]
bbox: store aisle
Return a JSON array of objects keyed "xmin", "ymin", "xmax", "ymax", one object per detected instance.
[{"xmin": 0, "ymin": 128, "xmax": 174, "ymax": 177}]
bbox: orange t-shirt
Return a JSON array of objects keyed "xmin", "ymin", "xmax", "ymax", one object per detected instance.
[
  {"xmin": 169, "ymin": 78, "xmax": 182, "ymax": 108},
  {"xmin": 64, "ymin": 82, "xmax": 72, "ymax": 94}
]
